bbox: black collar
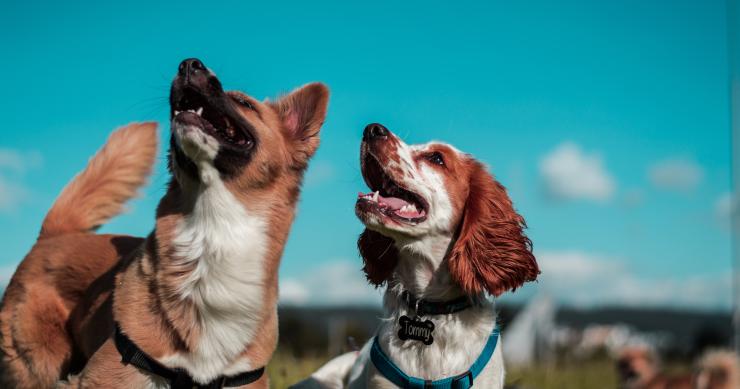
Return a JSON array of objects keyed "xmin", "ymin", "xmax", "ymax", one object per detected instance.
[
  {"xmin": 400, "ymin": 291, "xmax": 475, "ymax": 316},
  {"xmin": 114, "ymin": 323, "xmax": 264, "ymax": 389}
]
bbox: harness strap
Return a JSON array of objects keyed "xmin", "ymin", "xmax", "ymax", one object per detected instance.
[
  {"xmin": 370, "ymin": 324, "xmax": 500, "ymax": 389},
  {"xmin": 114, "ymin": 324, "xmax": 264, "ymax": 389}
]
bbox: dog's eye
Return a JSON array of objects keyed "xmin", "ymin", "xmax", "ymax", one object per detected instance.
[
  {"xmin": 233, "ymin": 96, "xmax": 255, "ymax": 110},
  {"xmin": 427, "ymin": 152, "xmax": 445, "ymax": 166}
]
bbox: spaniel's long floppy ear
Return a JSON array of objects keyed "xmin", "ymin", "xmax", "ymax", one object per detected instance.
[
  {"xmin": 358, "ymin": 229, "xmax": 399, "ymax": 287},
  {"xmin": 271, "ymin": 82, "xmax": 329, "ymax": 169},
  {"xmin": 448, "ymin": 161, "xmax": 539, "ymax": 296}
]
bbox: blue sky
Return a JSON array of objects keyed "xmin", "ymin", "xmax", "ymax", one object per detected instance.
[{"xmin": 0, "ymin": 0, "xmax": 732, "ymax": 309}]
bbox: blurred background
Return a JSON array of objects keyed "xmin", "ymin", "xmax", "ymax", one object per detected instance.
[{"xmin": 1, "ymin": 1, "xmax": 737, "ymax": 388}]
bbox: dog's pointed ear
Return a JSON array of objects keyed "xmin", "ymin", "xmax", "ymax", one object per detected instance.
[
  {"xmin": 448, "ymin": 161, "xmax": 539, "ymax": 296},
  {"xmin": 358, "ymin": 228, "xmax": 399, "ymax": 287},
  {"xmin": 271, "ymin": 82, "xmax": 329, "ymax": 168}
]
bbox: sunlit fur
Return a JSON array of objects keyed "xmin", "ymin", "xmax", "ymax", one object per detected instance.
[
  {"xmin": 294, "ymin": 128, "xmax": 537, "ymax": 389},
  {"xmin": 0, "ymin": 63, "xmax": 329, "ymax": 388}
]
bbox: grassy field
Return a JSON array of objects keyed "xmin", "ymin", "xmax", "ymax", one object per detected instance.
[
  {"xmin": 505, "ymin": 358, "xmax": 618, "ymax": 389},
  {"xmin": 268, "ymin": 352, "xmax": 623, "ymax": 389},
  {"xmin": 269, "ymin": 352, "xmax": 330, "ymax": 389}
]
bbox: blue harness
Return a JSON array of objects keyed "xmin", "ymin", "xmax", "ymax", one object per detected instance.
[{"xmin": 369, "ymin": 324, "xmax": 500, "ymax": 389}]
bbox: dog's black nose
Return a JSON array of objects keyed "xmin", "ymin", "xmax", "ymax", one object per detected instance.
[
  {"xmin": 363, "ymin": 123, "xmax": 389, "ymax": 141},
  {"xmin": 178, "ymin": 58, "xmax": 206, "ymax": 77}
]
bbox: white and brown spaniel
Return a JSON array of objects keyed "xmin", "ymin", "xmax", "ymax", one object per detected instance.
[{"xmin": 294, "ymin": 123, "xmax": 539, "ymax": 389}]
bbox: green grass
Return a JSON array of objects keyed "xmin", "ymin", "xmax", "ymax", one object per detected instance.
[
  {"xmin": 506, "ymin": 358, "xmax": 618, "ymax": 389},
  {"xmin": 269, "ymin": 352, "xmax": 328, "ymax": 389},
  {"xmin": 268, "ymin": 351, "xmax": 624, "ymax": 389}
]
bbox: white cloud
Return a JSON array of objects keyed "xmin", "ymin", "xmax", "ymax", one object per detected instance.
[
  {"xmin": 0, "ymin": 149, "xmax": 42, "ymax": 174},
  {"xmin": 648, "ymin": 158, "xmax": 703, "ymax": 192},
  {"xmin": 279, "ymin": 260, "xmax": 383, "ymax": 305},
  {"xmin": 715, "ymin": 192, "xmax": 736, "ymax": 220},
  {"xmin": 0, "ymin": 176, "xmax": 28, "ymax": 210},
  {"xmin": 282, "ymin": 253, "xmax": 731, "ymax": 310},
  {"xmin": 0, "ymin": 148, "xmax": 42, "ymax": 211},
  {"xmin": 516, "ymin": 250, "xmax": 732, "ymax": 309},
  {"xmin": 539, "ymin": 142, "xmax": 615, "ymax": 202},
  {"xmin": 537, "ymin": 251, "xmax": 622, "ymax": 282},
  {"xmin": 304, "ymin": 160, "xmax": 335, "ymax": 187},
  {"xmin": 279, "ymin": 279, "xmax": 310, "ymax": 304}
]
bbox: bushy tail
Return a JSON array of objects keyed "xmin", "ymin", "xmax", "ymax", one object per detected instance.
[{"xmin": 39, "ymin": 122, "xmax": 158, "ymax": 238}]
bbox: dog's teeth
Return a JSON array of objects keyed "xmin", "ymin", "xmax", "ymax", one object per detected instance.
[
  {"xmin": 409, "ymin": 204, "xmax": 417, "ymax": 212},
  {"xmin": 400, "ymin": 205, "xmax": 409, "ymax": 213},
  {"xmin": 196, "ymin": 107, "xmax": 203, "ymax": 116},
  {"xmin": 174, "ymin": 110, "xmax": 181, "ymax": 115},
  {"xmin": 372, "ymin": 191, "xmax": 379, "ymax": 202}
]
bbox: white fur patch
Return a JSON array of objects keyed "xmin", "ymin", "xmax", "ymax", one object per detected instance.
[
  {"xmin": 375, "ymin": 300, "xmax": 503, "ymax": 386},
  {"xmin": 173, "ymin": 122, "xmax": 220, "ymax": 162},
  {"xmin": 317, "ymin": 301, "xmax": 506, "ymax": 389},
  {"xmin": 375, "ymin": 138, "xmax": 457, "ymax": 239},
  {"xmin": 161, "ymin": 160, "xmax": 267, "ymax": 383}
]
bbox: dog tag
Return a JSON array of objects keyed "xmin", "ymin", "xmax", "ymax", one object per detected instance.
[{"xmin": 398, "ymin": 315, "xmax": 434, "ymax": 345}]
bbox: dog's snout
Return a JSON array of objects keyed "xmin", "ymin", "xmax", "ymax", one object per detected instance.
[
  {"xmin": 176, "ymin": 58, "xmax": 214, "ymax": 92},
  {"xmin": 178, "ymin": 58, "xmax": 206, "ymax": 77},
  {"xmin": 363, "ymin": 123, "xmax": 389, "ymax": 141},
  {"xmin": 171, "ymin": 58, "xmax": 225, "ymax": 114}
]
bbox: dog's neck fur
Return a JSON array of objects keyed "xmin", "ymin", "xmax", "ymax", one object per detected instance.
[
  {"xmin": 388, "ymin": 234, "xmax": 462, "ymax": 301},
  {"xmin": 114, "ymin": 171, "xmax": 282, "ymax": 384},
  {"xmin": 375, "ymin": 234, "xmax": 502, "ymax": 385}
]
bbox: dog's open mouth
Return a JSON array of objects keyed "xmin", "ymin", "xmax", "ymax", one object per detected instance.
[
  {"xmin": 357, "ymin": 154, "xmax": 428, "ymax": 223},
  {"xmin": 172, "ymin": 88, "xmax": 252, "ymax": 148}
]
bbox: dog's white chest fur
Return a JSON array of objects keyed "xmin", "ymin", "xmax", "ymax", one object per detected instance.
[
  {"xmin": 162, "ymin": 166, "xmax": 267, "ymax": 383},
  {"xmin": 327, "ymin": 300, "xmax": 506, "ymax": 389},
  {"xmin": 372, "ymin": 305, "xmax": 505, "ymax": 388}
]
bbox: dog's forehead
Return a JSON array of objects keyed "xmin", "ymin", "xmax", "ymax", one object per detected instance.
[
  {"xmin": 225, "ymin": 90, "xmax": 257, "ymax": 104},
  {"xmin": 409, "ymin": 141, "xmax": 462, "ymax": 155},
  {"xmin": 224, "ymin": 90, "xmax": 281, "ymax": 129}
]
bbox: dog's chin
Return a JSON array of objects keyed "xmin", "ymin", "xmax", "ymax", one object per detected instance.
[
  {"xmin": 169, "ymin": 114, "xmax": 223, "ymax": 184},
  {"xmin": 173, "ymin": 118, "xmax": 220, "ymax": 162}
]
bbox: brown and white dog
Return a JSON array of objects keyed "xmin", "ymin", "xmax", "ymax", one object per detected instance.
[
  {"xmin": 0, "ymin": 58, "xmax": 329, "ymax": 388},
  {"xmin": 294, "ymin": 123, "xmax": 539, "ymax": 388},
  {"xmin": 617, "ymin": 346, "xmax": 740, "ymax": 389},
  {"xmin": 616, "ymin": 346, "xmax": 692, "ymax": 389}
]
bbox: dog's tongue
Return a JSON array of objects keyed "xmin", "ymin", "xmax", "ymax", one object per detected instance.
[
  {"xmin": 379, "ymin": 195, "xmax": 409, "ymax": 210},
  {"xmin": 358, "ymin": 191, "xmax": 424, "ymax": 218},
  {"xmin": 357, "ymin": 192, "xmax": 411, "ymax": 210}
]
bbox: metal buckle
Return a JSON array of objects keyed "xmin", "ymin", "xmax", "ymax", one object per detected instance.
[{"xmin": 451, "ymin": 370, "xmax": 473, "ymax": 388}]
